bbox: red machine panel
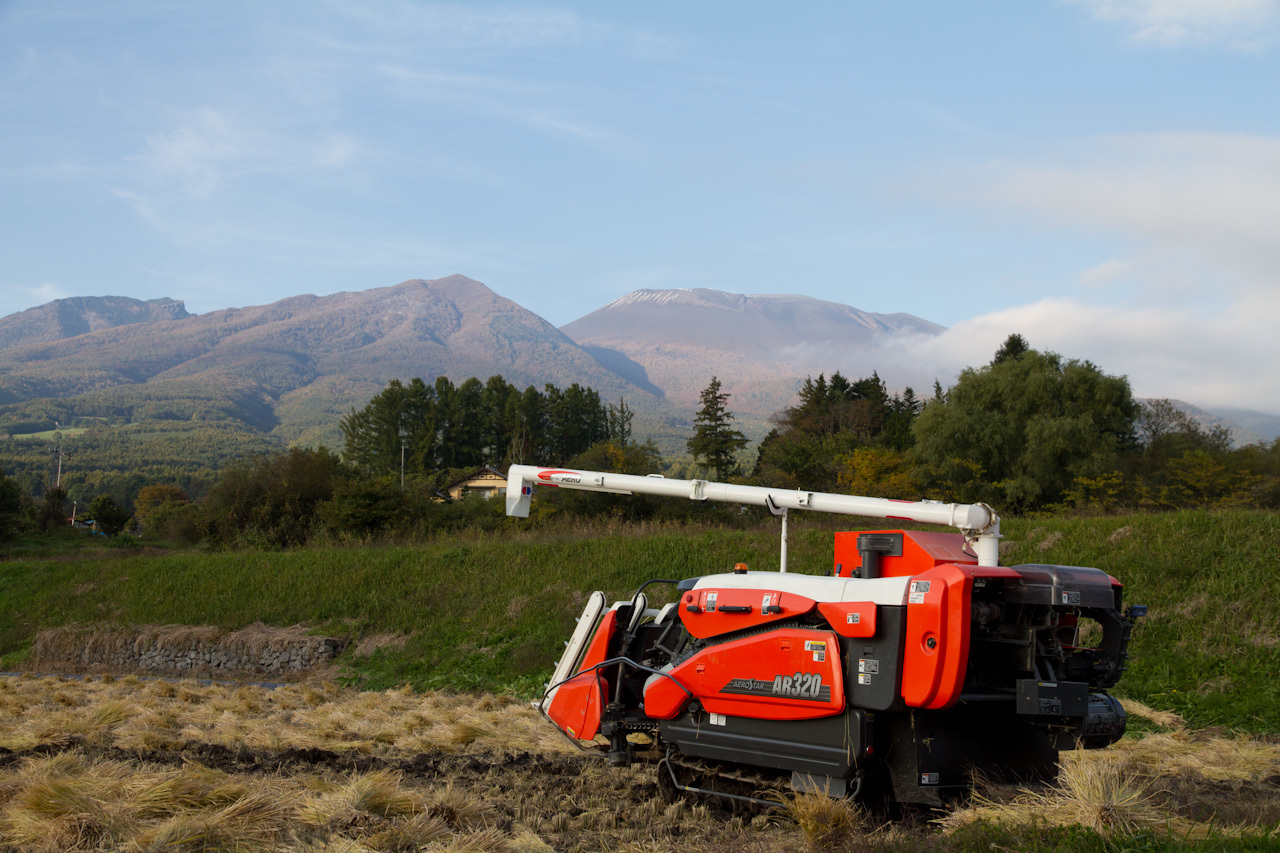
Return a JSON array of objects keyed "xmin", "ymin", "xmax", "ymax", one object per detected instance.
[
  {"xmin": 816, "ymin": 601, "xmax": 877, "ymax": 638},
  {"xmin": 644, "ymin": 628, "xmax": 844, "ymax": 721},
  {"xmin": 680, "ymin": 587, "xmax": 817, "ymax": 639},
  {"xmin": 899, "ymin": 564, "xmax": 1020, "ymax": 709},
  {"xmin": 545, "ymin": 609, "xmax": 617, "ymax": 740},
  {"xmin": 900, "ymin": 565, "xmax": 971, "ymax": 709},
  {"xmin": 834, "ymin": 529, "xmax": 978, "ymax": 578}
]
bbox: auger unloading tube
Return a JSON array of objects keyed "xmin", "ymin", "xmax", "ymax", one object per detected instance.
[{"xmin": 505, "ymin": 464, "xmax": 1003, "ymax": 566}]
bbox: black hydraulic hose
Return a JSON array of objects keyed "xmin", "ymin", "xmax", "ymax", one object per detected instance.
[
  {"xmin": 539, "ymin": 655, "xmax": 693, "ymax": 708},
  {"xmin": 633, "ymin": 578, "xmax": 682, "ymax": 597}
]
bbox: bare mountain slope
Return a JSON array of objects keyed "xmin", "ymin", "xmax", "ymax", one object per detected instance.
[
  {"xmin": 561, "ymin": 288, "xmax": 944, "ymax": 415},
  {"xmin": 0, "ymin": 296, "xmax": 189, "ymax": 351}
]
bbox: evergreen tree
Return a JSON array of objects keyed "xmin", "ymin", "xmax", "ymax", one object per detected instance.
[
  {"xmin": 607, "ymin": 398, "xmax": 634, "ymax": 446},
  {"xmin": 0, "ymin": 470, "xmax": 23, "ymax": 547},
  {"xmin": 510, "ymin": 385, "xmax": 545, "ymax": 465},
  {"xmin": 479, "ymin": 375, "xmax": 517, "ymax": 464},
  {"xmin": 546, "ymin": 383, "xmax": 608, "ymax": 462},
  {"xmin": 446, "ymin": 377, "xmax": 486, "ymax": 468},
  {"xmin": 35, "ymin": 486, "xmax": 68, "ymax": 533},
  {"xmin": 993, "ymin": 333, "xmax": 1030, "ymax": 364},
  {"xmin": 754, "ymin": 370, "xmax": 922, "ymax": 490},
  {"xmin": 340, "ymin": 377, "xmax": 437, "ymax": 477},
  {"xmin": 687, "ymin": 377, "xmax": 748, "ymax": 479},
  {"xmin": 340, "ymin": 375, "xmax": 610, "ymax": 474}
]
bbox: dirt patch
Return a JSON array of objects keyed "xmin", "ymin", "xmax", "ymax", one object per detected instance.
[{"xmin": 0, "ymin": 737, "xmax": 593, "ymax": 785}]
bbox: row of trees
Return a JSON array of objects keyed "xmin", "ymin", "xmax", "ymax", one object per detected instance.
[
  {"xmin": 745, "ymin": 335, "xmax": 1280, "ymax": 512},
  {"xmin": 0, "ymin": 477, "xmax": 137, "ymax": 549},
  {"xmin": 0, "ymin": 375, "xmax": 656, "ymax": 549},
  {"xmin": 339, "ymin": 376, "xmax": 621, "ymax": 478},
  {"xmin": 753, "ymin": 371, "xmax": 921, "ymax": 491},
  {"xmin": 6, "ymin": 347, "xmax": 1279, "ymax": 551}
]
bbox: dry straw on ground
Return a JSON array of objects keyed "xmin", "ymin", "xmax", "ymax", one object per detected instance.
[
  {"xmin": 0, "ymin": 676, "xmax": 1276, "ymax": 852},
  {"xmin": 940, "ymin": 698, "xmax": 1280, "ymax": 840}
]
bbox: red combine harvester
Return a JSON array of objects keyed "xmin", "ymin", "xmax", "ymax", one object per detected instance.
[{"xmin": 505, "ymin": 465, "xmax": 1143, "ymax": 806}]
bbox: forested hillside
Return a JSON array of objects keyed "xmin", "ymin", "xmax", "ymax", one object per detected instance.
[{"xmin": 0, "ymin": 276, "xmax": 662, "ymax": 450}]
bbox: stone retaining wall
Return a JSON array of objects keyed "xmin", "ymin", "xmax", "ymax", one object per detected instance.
[{"xmin": 30, "ymin": 624, "xmax": 349, "ymax": 678}]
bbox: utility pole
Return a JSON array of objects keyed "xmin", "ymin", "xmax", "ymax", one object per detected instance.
[
  {"xmin": 51, "ymin": 446, "xmax": 65, "ymax": 488},
  {"xmin": 400, "ymin": 441, "xmax": 406, "ymax": 490}
]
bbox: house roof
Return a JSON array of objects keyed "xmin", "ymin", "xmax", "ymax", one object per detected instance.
[{"xmin": 445, "ymin": 464, "xmax": 506, "ymax": 489}]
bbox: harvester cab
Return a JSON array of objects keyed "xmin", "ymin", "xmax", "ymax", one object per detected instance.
[{"xmin": 505, "ymin": 465, "xmax": 1142, "ymax": 806}]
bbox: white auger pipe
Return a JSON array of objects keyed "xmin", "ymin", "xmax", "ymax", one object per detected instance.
[{"xmin": 505, "ymin": 464, "xmax": 1003, "ymax": 566}]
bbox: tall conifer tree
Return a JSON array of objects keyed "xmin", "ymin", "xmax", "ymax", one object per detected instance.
[{"xmin": 687, "ymin": 377, "xmax": 748, "ymax": 479}]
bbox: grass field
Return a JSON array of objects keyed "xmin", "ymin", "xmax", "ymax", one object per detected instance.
[
  {"xmin": 10, "ymin": 428, "xmax": 91, "ymax": 440},
  {"xmin": 1, "ymin": 509, "xmax": 1279, "ymax": 850},
  {"xmin": 2, "ymin": 509, "xmax": 1278, "ymax": 731}
]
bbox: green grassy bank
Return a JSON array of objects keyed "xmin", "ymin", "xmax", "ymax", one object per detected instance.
[{"xmin": 1, "ymin": 510, "xmax": 1276, "ymax": 731}]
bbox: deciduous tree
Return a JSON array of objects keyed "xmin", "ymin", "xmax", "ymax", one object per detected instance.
[
  {"xmin": 912, "ymin": 342, "xmax": 1138, "ymax": 510},
  {"xmin": 87, "ymin": 494, "xmax": 131, "ymax": 535},
  {"xmin": 133, "ymin": 484, "xmax": 189, "ymax": 529}
]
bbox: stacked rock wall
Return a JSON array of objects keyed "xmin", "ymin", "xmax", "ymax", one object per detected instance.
[{"xmin": 30, "ymin": 624, "xmax": 349, "ymax": 678}]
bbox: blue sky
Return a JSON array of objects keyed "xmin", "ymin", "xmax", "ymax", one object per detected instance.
[{"xmin": 3, "ymin": 1, "xmax": 1280, "ymax": 413}]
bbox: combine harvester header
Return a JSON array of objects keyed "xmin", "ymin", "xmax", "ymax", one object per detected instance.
[{"xmin": 505, "ymin": 464, "xmax": 1142, "ymax": 806}]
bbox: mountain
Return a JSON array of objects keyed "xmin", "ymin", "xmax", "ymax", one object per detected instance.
[
  {"xmin": 561, "ymin": 288, "xmax": 944, "ymax": 416},
  {"xmin": 6, "ymin": 278, "xmax": 1269, "ymax": 504},
  {"xmin": 0, "ymin": 276, "xmax": 658, "ymax": 448},
  {"xmin": 1208, "ymin": 407, "xmax": 1280, "ymax": 443},
  {"xmin": 0, "ymin": 296, "xmax": 189, "ymax": 351},
  {"xmin": 1156, "ymin": 399, "xmax": 1271, "ymax": 447}
]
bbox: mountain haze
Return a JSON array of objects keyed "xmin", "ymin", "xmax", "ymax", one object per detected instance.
[{"xmin": 561, "ymin": 288, "xmax": 944, "ymax": 416}]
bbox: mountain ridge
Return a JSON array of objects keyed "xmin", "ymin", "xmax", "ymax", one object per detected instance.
[
  {"xmin": 0, "ymin": 296, "xmax": 189, "ymax": 352},
  {"xmin": 2, "ymin": 280, "xmax": 1272, "ymax": 459},
  {"xmin": 561, "ymin": 287, "xmax": 944, "ymax": 414},
  {"xmin": 0, "ymin": 276, "xmax": 660, "ymax": 448}
]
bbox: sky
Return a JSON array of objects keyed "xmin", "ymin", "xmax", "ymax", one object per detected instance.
[{"xmin": 3, "ymin": 0, "xmax": 1280, "ymax": 414}]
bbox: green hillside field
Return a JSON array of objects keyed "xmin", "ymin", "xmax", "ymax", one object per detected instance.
[{"xmin": 1, "ymin": 509, "xmax": 1276, "ymax": 732}]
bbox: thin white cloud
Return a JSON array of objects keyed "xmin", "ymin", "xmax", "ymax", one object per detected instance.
[
  {"xmin": 927, "ymin": 133, "xmax": 1280, "ymax": 293},
  {"xmin": 941, "ymin": 298, "xmax": 1280, "ymax": 411},
  {"xmin": 0, "ymin": 282, "xmax": 69, "ymax": 317},
  {"xmin": 1068, "ymin": 0, "xmax": 1280, "ymax": 48},
  {"xmin": 317, "ymin": 1, "xmax": 674, "ymax": 57},
  {"xmin": 135, "ymin": 108, "xmax": 356, "ymax": 199},
  {"xmin": 897, "ymin": 132, "xmax": 1280, "ymax": 414},
  {"xmin": 815, "ymin": 296, "xmax": 1280, "ymax": 416},
  {"xmin": 1079, "ymin": 258, "xmax": 1132, "ymax": 287},
  {"xmin": 377, "ymin": 65, "xmax": 627, "ymax": 148},
  {"xmin": 26, "ymin": 281, "xmax": 68, "ymax": 305}
]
